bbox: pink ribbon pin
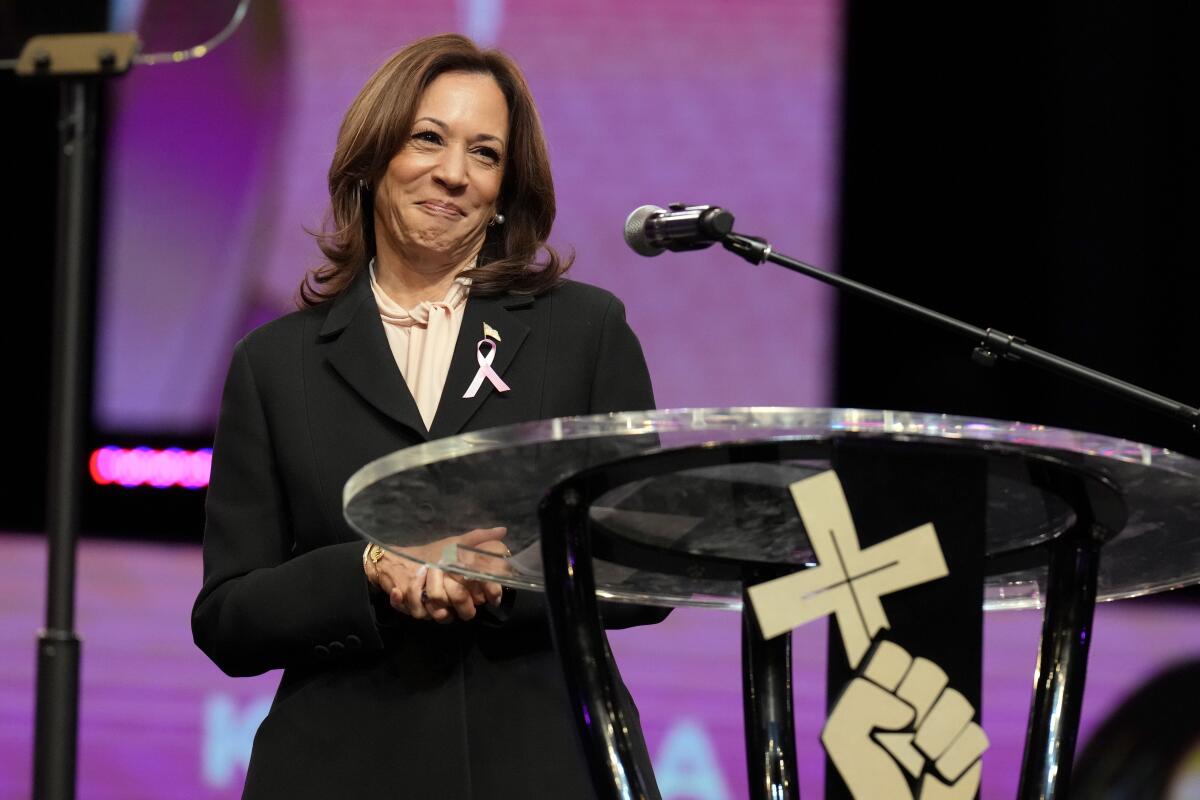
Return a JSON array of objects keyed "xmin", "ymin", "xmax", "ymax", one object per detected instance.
[{"xmin": 463, "ymin": 338, "xmax": 510, "ymax": 398}]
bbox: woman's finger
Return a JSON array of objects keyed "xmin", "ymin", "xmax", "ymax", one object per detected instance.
[
  {"xmin": 443, "ymin": 575, "xmax": 476, "ymax": 620},
  {"xmin": 424, "ymin": 567, "xmax": 452, "ymax": 624},
  {"xmin": 423, "ymin": 566, "xmax": 448, "ymax": 605},
  {"xmin": 458, "ymin": 526, "xmax": 507, "ymax": 548},
  {"xmin": 388, "ymin": 586, "xmax": 411, "ymax": 616},
  {"xmin": 459, "ymin": 539, "xmax": 512, "ymax": 581},
  {"xmin": 405, "ymin": 565, "xmax": 430, "ymax": 619},
  {"xmin": 448, "ymin": 572, "xmax": 487, "ymax": 605}
]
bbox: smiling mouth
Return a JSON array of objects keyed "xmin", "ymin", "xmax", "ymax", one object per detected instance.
[{"xmin": 418, "ymin": 201, "xmax": 465, "ymax": 217}]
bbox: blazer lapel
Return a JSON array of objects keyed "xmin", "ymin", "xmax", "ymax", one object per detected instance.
[
  {"xmin": 319, "ymin": 272, "xmax": 429, "ymax": 440},
  {"xmin": 429, "ymin": 293, "xmax": 531, "ymax": 439}
]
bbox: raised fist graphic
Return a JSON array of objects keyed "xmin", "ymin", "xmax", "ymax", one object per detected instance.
[{"xmin": 822, "ymin": 639, "xmax": 989, "ymax": 800}]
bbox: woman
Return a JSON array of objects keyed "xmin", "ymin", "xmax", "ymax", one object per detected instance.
[{"xmin": 192, "ymin": 33, "xmax": 665, "ymax": 799}]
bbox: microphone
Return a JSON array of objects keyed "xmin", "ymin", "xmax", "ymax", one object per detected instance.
[{"xmin": 623, "ymin": 203, "xmax": 735, "ymax": 257}]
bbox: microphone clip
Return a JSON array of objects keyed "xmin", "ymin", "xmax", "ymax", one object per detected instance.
[{"xmin": 722, "ymin": 233, "xmax": 773, "ymax": 265}]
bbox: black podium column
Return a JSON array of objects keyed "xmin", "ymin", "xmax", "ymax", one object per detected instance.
[{"xmin": 824, "ymin": 439, "xmax": 987, "ymax": 800}]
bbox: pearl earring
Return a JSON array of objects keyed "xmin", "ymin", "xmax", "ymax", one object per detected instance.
[{"xmin": 491, "ymin": 212, "xmax": 506, "ymax": 226}]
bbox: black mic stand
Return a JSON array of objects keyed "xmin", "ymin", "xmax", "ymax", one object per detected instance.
[
  {"xmin": 11, "ymin": 33, "xmax": 138, "ymax": 800},
  {"xmin": 721, "ymin": 231, "xmax": 1200, "ymax": 428}
]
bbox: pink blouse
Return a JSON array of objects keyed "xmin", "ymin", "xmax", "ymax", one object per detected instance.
[{"xmin": 369, "ymin": 262, "xmax": 470, "ymax": 430}]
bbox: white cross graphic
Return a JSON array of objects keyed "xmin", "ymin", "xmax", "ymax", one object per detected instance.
[{"xmin": 747, "ymin": 470, "xmax": 949, "ymax": 668}]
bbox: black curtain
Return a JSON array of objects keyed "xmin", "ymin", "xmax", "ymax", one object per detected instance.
[{"xmin": 835, "ymin": 0, "xmax": 1196, "ymax": 458}]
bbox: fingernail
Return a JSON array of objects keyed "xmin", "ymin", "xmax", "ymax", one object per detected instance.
[{"xmin": 416, "ymin": 565, "xmax": 427, "ymax": 578}]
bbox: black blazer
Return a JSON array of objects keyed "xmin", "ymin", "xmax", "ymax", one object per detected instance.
[{"xmin": 192, "ymin": 272, "xmax": 666, "ymax": 799}]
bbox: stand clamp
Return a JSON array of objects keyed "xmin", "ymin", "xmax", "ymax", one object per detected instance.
[{"xmin": 16, "ymin": 33, "xmax": 139, "ymax": 77}]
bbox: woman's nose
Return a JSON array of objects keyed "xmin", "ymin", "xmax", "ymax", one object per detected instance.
[{"xmin": 432, "ymin": 146, "xmax": 468, "ymax": 189}]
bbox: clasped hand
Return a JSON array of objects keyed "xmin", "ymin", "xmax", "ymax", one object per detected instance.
[{"xmin": 365, "ymin": 527, "xmax": 510, "ymax": 623}]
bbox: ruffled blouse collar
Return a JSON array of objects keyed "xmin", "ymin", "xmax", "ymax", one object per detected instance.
[{"xmin": 368, "ymin": 259, "xmax": 471, "ymax": 327}]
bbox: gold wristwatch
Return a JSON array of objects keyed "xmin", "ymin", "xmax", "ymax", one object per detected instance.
[{"xmin": 364, "ymin": 543, "xmax": 385, "ymax": 571}]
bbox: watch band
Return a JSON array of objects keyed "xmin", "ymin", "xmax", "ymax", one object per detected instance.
[{"xmin": 362, "ymin": 543, "xmax": 385, "ymax": 571}]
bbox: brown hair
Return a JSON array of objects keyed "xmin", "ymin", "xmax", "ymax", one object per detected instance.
[{"xmin": 299, "ymin": 34, "xmax": 571, "ymax": 306}]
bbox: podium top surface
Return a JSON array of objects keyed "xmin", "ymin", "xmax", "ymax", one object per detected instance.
[{"xmin": 343, "ymin": 408, "xmax": 1200, "ymax": 611}]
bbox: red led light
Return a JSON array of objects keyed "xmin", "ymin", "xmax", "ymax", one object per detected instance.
[{"xmin": 88, "ymin": 446, "xmax": 212, "ymax": 489}]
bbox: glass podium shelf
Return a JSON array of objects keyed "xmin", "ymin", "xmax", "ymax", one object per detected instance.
[{"xmin": 344, "ymin": 408, "xmax": 1200, "ymax": 611}]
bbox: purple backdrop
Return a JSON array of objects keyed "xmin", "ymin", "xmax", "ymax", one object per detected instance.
[{"xmin": 95, "ymin": 0, "xmax": 843, "ymax": 434}]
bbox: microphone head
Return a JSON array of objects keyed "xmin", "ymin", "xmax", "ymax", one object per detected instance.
[{"xmin": 623, "ymin": 205, "xmax": 666, "ymax": 257}]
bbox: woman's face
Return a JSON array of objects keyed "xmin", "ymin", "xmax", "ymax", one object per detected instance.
[{"xmin": 374, "ymin": 70, "xmax": 509, "ymax": 271}]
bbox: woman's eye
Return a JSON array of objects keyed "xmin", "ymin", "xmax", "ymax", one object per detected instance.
[
  {"xmin": 412, "ymin": 130, "xmax": 442, "ymax": 145},
  {"xmin": 474, "ymin": 147, "xmax": 501, "ymax": 164}
]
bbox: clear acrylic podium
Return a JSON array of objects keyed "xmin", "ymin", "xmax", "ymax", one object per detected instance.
[{"xmin": 343, "ymin": 408, "xmax": 1200, "ymax": 800}]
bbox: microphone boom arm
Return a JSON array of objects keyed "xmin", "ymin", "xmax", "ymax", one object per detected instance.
[{"xmin": 721, "ymin": 231, "xmax": 1200, "ymax": 430}]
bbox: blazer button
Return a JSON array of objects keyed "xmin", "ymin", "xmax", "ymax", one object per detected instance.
[
  {"xmin": 346, "ymin": 635, "xmax": 362, "ymax": 650},
  {"xmin": 313, "ymin": 645, "xmax": 330, "ymax": 659},
  {"xmin": 415, "ymin": 502, "xmax": 436, "ymax": 523},
  {"xmin": 329, "ymin": 641, "xmax": 345, "ymax": 656}
]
